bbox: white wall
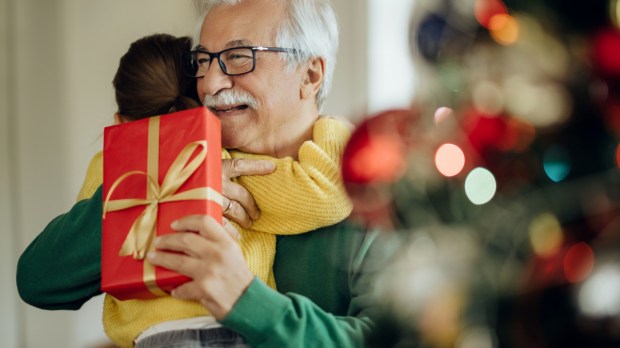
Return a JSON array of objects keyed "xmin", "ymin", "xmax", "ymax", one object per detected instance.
[
  {"xmin": 2, "ymin": 1, "xmax": 370, "ymax": 347},
  {"xmin": 0, "ymin": 0, "xmax": 20, "ymax": 346},
  {"xmin": 367, "ymin": 0, "xmax": 417, "ymax": 114},
  {"xmin": 324, "ymin": 0, "xmax": 368, "ymax": 120}
]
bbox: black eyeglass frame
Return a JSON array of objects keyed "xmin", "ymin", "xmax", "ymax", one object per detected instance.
[{"xmin": 182, "ymin": 46, "xmax": 297, "ymax": 78}]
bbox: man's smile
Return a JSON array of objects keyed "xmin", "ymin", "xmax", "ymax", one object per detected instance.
[{"xmin": 209, "ymin": 104, "xmax": 250, "ymax": 116}]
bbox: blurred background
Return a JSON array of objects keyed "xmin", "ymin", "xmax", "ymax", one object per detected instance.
[
  {"xmin": 341, "ymin": 0, "xmax": 620, "ymax": 347},
  {"xmin": 3, "ymin": 0, "xmax": 620, "ymax": 347}
]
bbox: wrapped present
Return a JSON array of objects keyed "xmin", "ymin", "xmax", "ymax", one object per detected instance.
[{"xmin": 101, "ymin": 107, "xmax": 222, "ymax": 300}]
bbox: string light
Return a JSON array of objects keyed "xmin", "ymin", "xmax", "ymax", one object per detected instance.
[
  {"xmin": 435, "ymin": 143, "xmax": 466, "ymax": 177},
  {"xmin": 464, "ymin": 167, "xmax": 497, "ymax": 205},
  {"xmin": 564, "ymin": 242, "xmax": 595, "ymax": 283},
  {"xmin": 489, "ymin": 14, "xmax": 520, "ymax": 45},
  {"xmin": 529, "ymin": 213, "xmax": 564, "ymax": 257},
  {"xmin": 475, "ymin": 0, "xmax": 507, "ymax": 29}
]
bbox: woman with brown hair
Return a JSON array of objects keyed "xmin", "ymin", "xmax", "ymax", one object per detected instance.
[{"xmin": 77, "ymin": 33, "xmax": 201, "ymax": 200}]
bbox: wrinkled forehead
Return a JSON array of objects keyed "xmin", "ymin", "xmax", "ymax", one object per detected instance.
[{"xmin": 198, "ymin": 0, "xmax": 285, "ymax": 51}]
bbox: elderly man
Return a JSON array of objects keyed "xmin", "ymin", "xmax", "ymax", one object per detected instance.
[{"xmin": 17, "ymin": 0, "xmax": 379, "ymax": 347}]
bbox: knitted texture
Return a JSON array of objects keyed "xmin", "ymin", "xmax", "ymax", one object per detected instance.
[
  {"xmin": 76, "ymin": 151, "xmax": 103, "ymax": 201},
  {"xmin": 228, "ymin": 117, "xmax": 354, "ymax": 284},
  {"xmin": 78, "ymin": 116, "xmax": 352, "ymax": 347}
]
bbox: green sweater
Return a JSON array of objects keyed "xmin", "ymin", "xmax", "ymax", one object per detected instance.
[{"xmin": 17, "ymin": 186, "xmax": 380, "ymax": 347}]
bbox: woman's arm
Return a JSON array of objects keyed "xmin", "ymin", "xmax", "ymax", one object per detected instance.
[
  {"xmin": 232, "ymin": 117, "xmax": 353, "ymax": 235},
  {"xmin": 16, "ymin": 187, "xmax": 104, "ymax": 309}
]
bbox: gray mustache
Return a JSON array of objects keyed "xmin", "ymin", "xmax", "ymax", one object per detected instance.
[{"xmin": 203, "ymin": 90, "xmax": 258, "ymax": 110}]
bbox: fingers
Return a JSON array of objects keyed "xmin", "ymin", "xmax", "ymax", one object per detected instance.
[
  {"xmin": 170, "ymin": 281, "xmax": 203, "ymax": 301},
  {"xmin": 220, "ymin": 158, "xmax": 275, "ymax": 228},
  {"xmin": 222, "ymin": 217, "xmax": 241, "ymax": 240},
  {"xmin": 222, "ymin": 181, "xmax": 258, "ymax": 227},
  {"xmin": 152, "ymin": 231, "xmax": 212, "ymax": 259},
  {"xmin": 148, "ymin": 216, "xmax": 240, "ymax": 282},
  {"xmin": 170, "ymin": 215, "xmax": 232, "ymax": 243},
  {"xmin": 222, "ymin": 158, "xmax": 275, "ymax": 179},
  {"xmin": 147, "ymin": 247, "xmax": 203, "ymax": 279}
]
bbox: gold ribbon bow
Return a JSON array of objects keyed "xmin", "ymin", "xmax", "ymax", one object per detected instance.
[{"xmin": 103, "ymin": 117, "xmax": 222, "ymax": 295}]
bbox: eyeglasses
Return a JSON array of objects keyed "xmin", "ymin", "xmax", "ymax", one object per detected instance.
[{"xmin": 182, "ymin": 46, "xmax": 296, "ymax": 78}]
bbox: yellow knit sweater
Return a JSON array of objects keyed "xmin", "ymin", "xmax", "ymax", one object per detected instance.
[{"xmin": 77, "ymin": 117, "xmax": 352, "ymax": 347}]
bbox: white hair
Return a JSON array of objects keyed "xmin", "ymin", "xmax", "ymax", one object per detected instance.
[{"xmin": 193, "ymin": 0, "xmax": 339, "ymax": 110}]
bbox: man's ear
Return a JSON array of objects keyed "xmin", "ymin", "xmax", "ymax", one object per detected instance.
[
  {"xmin": 113, "ymin": 112, "xmax": 127, "ymax": 124},
  {"xmin": 300, "ymin": 57, "xmax": 325, "ymax": 101}
]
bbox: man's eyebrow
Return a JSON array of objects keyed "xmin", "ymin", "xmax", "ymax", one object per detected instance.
[
  {"xmin": 195, "ymin": 40, "xmax": 253, "ymax": 51},
  {"xmin": 225, "ymin": 40, "xmax": 253, "ymax": 48}
]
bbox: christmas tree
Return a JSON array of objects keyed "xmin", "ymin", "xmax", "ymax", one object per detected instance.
[{"xmin": 344, "ymin": 0, "xmax": 620, "ymax": 346}]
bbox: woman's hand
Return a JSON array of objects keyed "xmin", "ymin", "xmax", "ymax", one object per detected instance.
[
  {"xmin": 147, "ymin": 215, "xmax": 252, "ymax": 319},
  {"xmin": 221, "ymin": 158, "xmax": 275, "ymax": 228}
]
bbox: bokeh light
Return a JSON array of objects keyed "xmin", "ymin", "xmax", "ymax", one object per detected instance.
[
  {"xmin": 529, "ymin": 213, "xmax": 564, "ymax": 257},
  {"xmin": 489, "ymin": 14, "xmax": 520, "ymax": 45},
  {"xmin": 612, "ymin": 0, "xmax": 620, "ymax": 28},
  {"xmin": 564, "ymin": 242, "xmax": 595, "ymax": 283},
  {"xmin": 578, "ymin": 264, "xmax": 620, "ymax": 317},
  {"xmin": 505, "ymin": 117, "xmax": 536, "ymax": 152},
  {"xmin": 472, "ymin": 80, "xmax": 505, "ymax": 116},
  {"xmin": 342, "ymin": 109, "xmax": 415, "ymax": 184},
  {"xmin": 543, "ymin": 145, "xmax": 572, "ymax": 182},
  {"xmin": 616, "ymin": 143, "xmax": 620, "ymax": 169},
  {"xmin": 435, "ymin": 143, "xmax": 466, "ymax": 177},
  {"xmin": 475, "ymin": 0, "xmax": 508, "ymax": 29},
  {"xmin": 434, "ymin": 106, "xmax": 453, "ymax": 125},
  {"xmin": 593, "ymin": 28, "xmax": 620, "ymax": 77},
  {"xmin": 417, "ymin": 13, "xmax": 448, "ymax": 62},
  {"xmin": 509, "ymin": 15, "xmax": 570, "ymax": 79},
  {"xmin": 506, "ymin": 81, "xmax": 571, "ymax": 128},
  {"xmin": 418, "ymin": 284, "xmax": 464, "ymax": 347},
  {"xmin": 462, "ymin": 111, "xmax": 536, "ymax": 154},
  {"xmin": 456, "ymin": 326, "xmax": 496, "ymax": 348},
  {"xmin": 346, "ymin": 134, "xmax": 405, "ymax": 183},
  {"xmin": 464, "ymin": 167, "xmax": 497, "ymax": 205}
]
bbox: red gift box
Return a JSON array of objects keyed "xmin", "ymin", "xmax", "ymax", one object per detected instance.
[{"xmin": 101, "ymin": 107, "xmax": 222, "ymax": 300}]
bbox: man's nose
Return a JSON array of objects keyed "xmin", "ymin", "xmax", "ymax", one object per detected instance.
[{"xmin": 199, "ymin": 60, "xmax": 234, "ymax": 97}]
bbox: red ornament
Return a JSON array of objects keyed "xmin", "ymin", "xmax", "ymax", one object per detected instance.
[
  {"xmin": 342, "ymin": 109, "xmax": 417, "ymax": 228},
  {"xmin": 474, "ymin": 0, "xmax": 508, "ymax": 29},
  {"xmin": 462, "ymin": 108, "xmax": 534, "ymax": 156},
  {"xmin": 342, "ymin": 109, "xmax": 416, "ymax": 184},
  {"xmin": 563, "ymin": 242, "xmax": 595, "ymax": 284},
  {"xmin": 593, "ymin": 28, "xmax": 620, "ymax": 78}
]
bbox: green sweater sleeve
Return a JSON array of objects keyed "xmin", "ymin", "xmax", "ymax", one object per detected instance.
[
  {"xmin": 16, "ymin": 187, "xmax": 103, "ymax": 310},
  {"xmin": 221, "ymin": 225, "xmax": 381, "ymax": 347},
  {"xmin": 221, "ymin": 279, "xmax": 374, "ymax": 347}
]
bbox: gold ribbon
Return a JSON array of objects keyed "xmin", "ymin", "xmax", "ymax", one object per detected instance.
[{"xmin": 103, "ymin": 116, "xmax": 222, "ymax": 296}]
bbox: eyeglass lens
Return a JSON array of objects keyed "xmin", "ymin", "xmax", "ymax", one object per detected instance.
[{"xmin": 193, "ymin": 47, "xmax": 255, "ymax": 77}]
